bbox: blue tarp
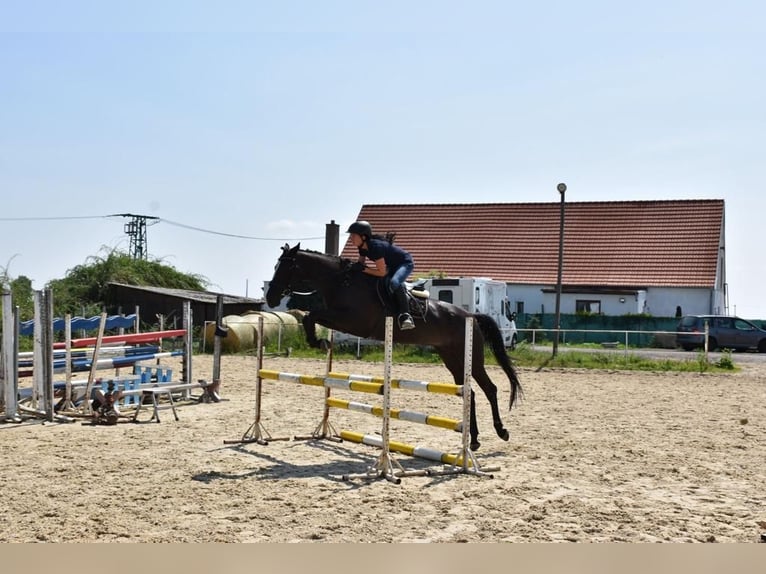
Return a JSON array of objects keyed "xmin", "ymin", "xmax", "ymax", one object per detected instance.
[{"xmin": 19, "ymin": 314, "xmax": 138, "ymax": 336}]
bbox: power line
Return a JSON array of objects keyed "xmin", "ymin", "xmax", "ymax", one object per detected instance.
[
  {"xmin": 0, "ymin": 215, "xmax": 109, "ymax": 221},
  {"xmin": 0, "ymin": 213, "xmax": 324, "ymax": 241},
  {"xmin": 158, "ymin": 217, "xmax": 323, "ymax": 241}
]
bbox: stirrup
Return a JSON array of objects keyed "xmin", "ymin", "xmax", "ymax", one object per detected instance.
[{"xmin": 398, "ymin": 314, "xmax": 415, "ymax": 330}]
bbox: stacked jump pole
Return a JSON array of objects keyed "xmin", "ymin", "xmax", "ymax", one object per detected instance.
[
  {"xmin": 5, "ymin": 296, "xmax": 209, "ymax": 422},
  {"xmin": 223, "ymin": 315, "xmax": 275, "ymax": 445},
  {"xmin": 228, "ymin": 315, "xmax": 499, "ymax": 482}
]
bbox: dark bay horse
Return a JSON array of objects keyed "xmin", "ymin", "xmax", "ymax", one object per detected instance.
[{"xmin": 265, "ymin": 243, "xmax": 523, "ymax": 451}]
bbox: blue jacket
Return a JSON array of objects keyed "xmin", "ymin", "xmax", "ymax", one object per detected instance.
[{"xmin": 358, "ymin": 238, "xmax": 413, "ymax": 277}]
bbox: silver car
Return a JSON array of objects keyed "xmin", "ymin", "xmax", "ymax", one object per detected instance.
[{"xmin": 676, "ymin": 315, "xmax": 766, "ymax": 352}]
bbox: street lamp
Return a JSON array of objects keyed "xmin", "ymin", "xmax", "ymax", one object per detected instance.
[{"xmin": 552, "ymin": 183, "xmax": 566, "ymax": 357}]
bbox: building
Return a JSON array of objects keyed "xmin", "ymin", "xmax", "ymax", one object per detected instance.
[
  {"xmin": 106, "ymin": 283, "xmax": 263, "ymax": 327},
  {"xmin": 340, "ymin": 199, "xmax": 726, "ymax": 317}
]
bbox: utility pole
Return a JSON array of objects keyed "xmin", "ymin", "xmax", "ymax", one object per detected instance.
[
  {"xmin": 112, "ymin": 213, "xmax": 159, "ymax": 259},
  {"xmin": 552, "ymin": 183, "xmax": 567, "ymax": 357}
]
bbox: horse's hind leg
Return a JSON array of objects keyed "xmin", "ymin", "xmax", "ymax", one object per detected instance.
[
  {"xmin": 441, "ymin": 354, "xmax": 482, "ymax": 450},
  {"xmin": 473, "ymin": 367, "xmax": 510, "ymax": 443},
  {"xmin": 468, "ymin": 387, "xmax": 481, "ymax": 451},
  {"xmin": 458, "ymin": 384, "xmax": 483, "ymax": 451}
]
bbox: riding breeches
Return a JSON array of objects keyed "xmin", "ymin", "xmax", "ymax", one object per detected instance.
[{"xmin": 387, "ymin": 262, "xmax": 414, "ymax": 292}]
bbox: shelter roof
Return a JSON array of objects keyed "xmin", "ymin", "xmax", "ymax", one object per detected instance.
[{"xmin": 107, "ymin": 283, "xmax": 263, "ymax": 304}]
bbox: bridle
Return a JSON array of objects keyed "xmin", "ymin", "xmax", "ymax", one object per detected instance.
[{"xmin": 275, "ymin": 253, "xmax": 317, "ymax": 297}]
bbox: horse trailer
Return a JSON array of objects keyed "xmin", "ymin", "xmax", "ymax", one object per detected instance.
[{"xmin": 415, "ymin": 277, "xmax": 518, "ymax": 349}]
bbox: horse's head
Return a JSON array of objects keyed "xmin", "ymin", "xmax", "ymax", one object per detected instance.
[
  {"xmin": 265, "ymin": 243, "xmax": 302, "ymax": 307},
  {"xmin": 266, "ymin": 243, "xmax": 348, "ymax": 307}
]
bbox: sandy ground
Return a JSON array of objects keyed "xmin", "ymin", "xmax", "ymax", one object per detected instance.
[{"xmin": 1, "ymin": 353, "xmax": 765, "ymax": 543}]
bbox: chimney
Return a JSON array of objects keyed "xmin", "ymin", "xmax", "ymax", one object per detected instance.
[{"xmin": 325, "ymin": 220, "xmax": 340, "ymax": 255}]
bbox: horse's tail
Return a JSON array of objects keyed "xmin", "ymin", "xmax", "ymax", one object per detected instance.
[{"xmin": 474, "ymin": 314, "xmax": 523, "ymax": 409}]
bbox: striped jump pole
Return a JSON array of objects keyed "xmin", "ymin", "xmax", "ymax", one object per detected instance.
[
  {"xmin": 258, "ymin": 371, "xmax": 465, "ymax": 398},
  {"xmin": 341, "ymin": 317, "xmax": 407, "ymax": 483},
  {"xmin": 224, "ymin": 315, "xmax": 276, "ymax": 445},
  {"xmin": 52, "ymin": 329, "xmax": 188, "ymax": 350},
  {"xmin": 293, "ymin": 328, "xmax": 342, "ymax": 443},
  {"xmin": 229, "ymin": 313, "xmax": 498, "ymax": 480},
  {"xmin": 256, "ymin": 368, "xmax": 470, "ymax": 471},
  {"xmin": 326, "ymin": 397, "xmax": 463, "ymax": 432},
  {"xmin": 224, "ymin": 316, "xmax": 339, "ymax": 446},
  {"xmin": 49, "ymin": 306, "xmax": 191, "ymax": 418},
  {"xmin": 18, "ymin": 348, "xmax": 181, "ymax": 378},
  {"xmin": 328, "ymin": 372, "xmax": 465, "ymax": 396},
  {"xmin": 259, "ymin": 369, "xmax": 387, "ymax": 394},
  {"xmin": 338, "ymin": 430, "xmax": 472, "ymax": 467},
  {"xmin": 449, "ymin": 316, "xmax": 499, "ymax": 478},
  {"xmin": 340, "ymin": 316, "xmax": 497, "ymax": 480}
]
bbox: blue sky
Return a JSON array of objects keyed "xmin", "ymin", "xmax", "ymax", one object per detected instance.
[{"xmin": 1, "ymin": 1, "xmax": 763, "ymax": 316}]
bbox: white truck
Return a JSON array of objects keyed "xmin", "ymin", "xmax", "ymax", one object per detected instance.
[{"xmin": 415, "ymin": 277, "xmax": 518, "ymax": 349}]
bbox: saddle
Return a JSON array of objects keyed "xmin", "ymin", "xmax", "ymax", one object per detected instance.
[{"xmin": 375, "ymin": 280, "xmax": 429, "ymax": 320}]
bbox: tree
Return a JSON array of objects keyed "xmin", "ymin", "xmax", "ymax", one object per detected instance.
[
  {"xmin": 1, "ymin": 256, "xmax": 35, "ymax": 321},
  {"xmin": 44, "ymin": 247, "xmax": 209, "ymax": 317},
  {"xmin": 9, "ymin": 275, "xmax": 35, "ymax": 320}
]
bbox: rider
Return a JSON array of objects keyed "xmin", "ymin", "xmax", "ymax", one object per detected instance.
[{"xmin": 346, "ymin": 220, "xmax": 416, "ymax": 330}]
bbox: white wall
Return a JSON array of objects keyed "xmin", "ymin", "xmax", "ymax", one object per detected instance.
[
  {"xmin": 642, "ymin": 287, "xmax": 718, "ymax": 317},
  {"xmin": 507, "ymin": 285, "xmax": 547, "ymax": 315},
  {"xmin": 506, "ymin": 284, "xmax": 719, "ymax": 317}
]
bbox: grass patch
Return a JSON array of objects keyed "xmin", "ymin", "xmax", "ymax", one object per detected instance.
[{"xmin": 260, "ymin": 339, "xmax": 738, "ymax": 374}]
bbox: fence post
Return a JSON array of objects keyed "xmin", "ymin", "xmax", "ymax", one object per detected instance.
[{"xmin": 2, "ymin": 290, "xmax": 19, "ymax": 421}]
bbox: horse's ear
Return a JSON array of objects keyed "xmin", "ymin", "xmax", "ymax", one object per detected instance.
[{"xmin": 290, "ymin": 243, "xmax": 300, "ymax": 255}]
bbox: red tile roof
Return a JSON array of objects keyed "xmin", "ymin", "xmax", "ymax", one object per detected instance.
[{"xmin": 340, "ymin": 199, "xmax": 724, "ymax": 288}]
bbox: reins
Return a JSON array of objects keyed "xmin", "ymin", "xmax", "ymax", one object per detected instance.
[{"xmin": 278, "ymin": 252, "xmax": 345, "ymax": 298}]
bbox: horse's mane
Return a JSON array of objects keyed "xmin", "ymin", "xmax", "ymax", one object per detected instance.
[{"xmin": 296, "ymin": 247, "xmax": 349, "ymax": 268}]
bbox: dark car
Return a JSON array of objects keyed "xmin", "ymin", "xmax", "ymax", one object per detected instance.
[{"xmin": 676, "ymin": 315, "xmax": 766, "ymax": 352}]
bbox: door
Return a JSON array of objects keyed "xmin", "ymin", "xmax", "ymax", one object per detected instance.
[
  {"xmin": 711, "ymin": 317, "xmax": 736, "ymax": 348},
  {"xmin": 732, "ymin": 318, "xmax": 759, "ymax": 349}
]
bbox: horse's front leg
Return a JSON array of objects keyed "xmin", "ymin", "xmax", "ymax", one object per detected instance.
[{"xmin": 302, "ymin": 313, "xmax": 332, "ymax": 351}]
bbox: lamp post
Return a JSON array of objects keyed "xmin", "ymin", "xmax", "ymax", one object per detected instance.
[{"xmin": 552, "ymin": 183, "xmax": 567, "ymax": 357}]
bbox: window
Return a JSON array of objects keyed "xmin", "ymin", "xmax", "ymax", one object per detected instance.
[
  {"xmin": 437, "ymin": 290, "xmax": 453, "ymax": 304},
  {"xmin": 576, "ymin": 300, "xmax": 601, "ymax": 314},
  {"xmin": 516, "ymin": 301, "xmax": 524, "ymax": 315},
  {"xmin": 733, "ymin": 318, "xmax": 755, "ymax": 331},
  {"xmin": 715, "ymin": 317, "xmax": 733, "ymax": 329}
]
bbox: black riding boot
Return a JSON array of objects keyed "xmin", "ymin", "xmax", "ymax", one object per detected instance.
[{"xmin": 394, "ymin": 285, "xmax": 415, "ymax": 330}]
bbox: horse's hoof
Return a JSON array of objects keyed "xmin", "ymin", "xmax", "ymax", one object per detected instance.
[
  {"xmin": 470, "ymin": 441, "xmax": 481, "ymax": 451},
  {"xmin": 497, "ymin": 428, "xmax": 510, "ymax": 441}
]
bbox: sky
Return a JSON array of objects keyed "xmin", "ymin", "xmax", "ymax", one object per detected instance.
[{"xmin": 1, "ymin": 1, "xmax": 764, "ymax": 316}]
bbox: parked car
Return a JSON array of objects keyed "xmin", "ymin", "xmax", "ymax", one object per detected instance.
[{"xmin": 676, "ymin": 315, "xmax": 766, "ymax": 352}]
